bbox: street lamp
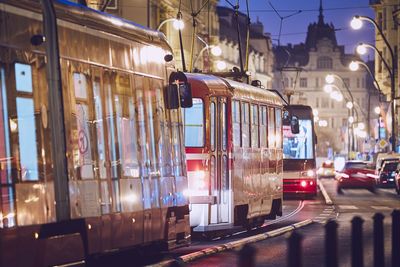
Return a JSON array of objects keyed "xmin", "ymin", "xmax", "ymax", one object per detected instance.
[
  {"xmin": 351, "ymin": 15, "xmax": 396, "ymax": 152},
  {"xmin": 156, "ymin": 18, "xmax": 184, "ymax": 31},
  {"xmin": 346, "ymin": 101, "xmax": 354, "ymax": 109},
  {"xmin": 193, "ymin": 44, "xmax": 222, "ymax": 71},
  {"xmin": 324, "ymin": 84, "xmax": 333, "ymax": 93},
  {"xmin": 216, "ymin": 60, "xmax": 227, "ymax": 71}
]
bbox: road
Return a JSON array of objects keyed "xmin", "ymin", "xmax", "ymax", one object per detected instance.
[
  {"xmin": 169, "ymin": 179, "xmax": 400, "ymax": 267},
  {"xmin": 93, "ymin": 179, "xmax": 400, "ymax": 266}
]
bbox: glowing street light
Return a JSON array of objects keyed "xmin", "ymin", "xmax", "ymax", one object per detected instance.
[
  {"xmin": 349, "ymin": 61, "xmax": 359, "ymax": 71},
  {"xmin": 358, "ymin": 122, "xmax": 365, "ymax": 130},
  {"xmin": 356, "ymin": 44, "xmax": 367, "ymax": 55},
  {"xmin": 325, "ymin": 74, "xmax": 335, "ymax": 84},
  {"xmin": 216, "ymin": 60, "xmax": 227, "ymax": 71},
  {"xmin": 350, "ymin": 16, "xmax": 363, "ymax": 30},
  {"xmin": 324, "ymin": 84, "xmax": 333, "ymax": 93},
  {"xmin": 374, "ymin": 106, "xmax": 381, "ymax": 115},
  {"xmin": 156, "ymin": 18, "xmax": 184, "ymax": 31},
  {"xmin": 348, "ymin": 116, "xmax": 354, "ymax": 124},
  {"xmin": 346, "ymin": 101, "xmax": 354, "ymax": 109}
]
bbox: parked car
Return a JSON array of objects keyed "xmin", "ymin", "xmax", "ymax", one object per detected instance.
[
  {"xmin": 317, "ymin": 160, "xmax": 335, "ymax": 178},
  {"xmin": 377, "ymin": 159, "xmax": 399, "ymax": 188},
  {"xmin": 395, "ymin": 163, "xmax": 400, "ymax": 194},
  {"xmin": 336, "ymin": 161, "xmax": 377, "ymax": 194},
  {"xmin": 375, "ymin": 152, "xmax": 400, "ymax": 173}
]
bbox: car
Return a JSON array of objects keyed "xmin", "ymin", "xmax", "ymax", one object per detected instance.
[
  {"xmin": 317, "ymin": 160, "xmax": 335, "ymax": 178},
  {"xmin": 375, "ymin": 152, "xmax": 400, "ymax": 173},
  {"xmin": 377, "ymin": 159, "xmax": 399, "ymax": 188},
  {"xmin": 336, "ymin": 161, "xmax": 377, "ymax": 194},
  {"xmin": 395, "ymin": 163, "xmax": 400, "ymax": 195}
]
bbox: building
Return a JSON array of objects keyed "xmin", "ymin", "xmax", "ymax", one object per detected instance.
[
  {"xmin": 85, "ymin": 0, "xmax": 220, "ymax": 73},
  {"xmin": 369, "ymin": 0, "xmax": 399, "ymax": 151},
  {"xmin": 217, "ymin": 6, "xmax": 274, "ymax": 87},
  {"xmin": 273, "ymin": 2, "xmax": 377, "ymax": 158}
]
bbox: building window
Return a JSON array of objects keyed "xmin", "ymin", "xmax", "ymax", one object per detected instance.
[
  {"xmin": 357, "ymin": 78, "xmax": 360, "ymax": 88},
  {"xmin": 321, "ymin": 97, "xmax": 329, "ymax": 108},
  {"xmin": 317, "ymin": 56, "xmax": 333, "ymax": 69},
  {"xmin": 316, "ymin": 97, "xmax": 319, "ymax": 108},
  {"xmin": 300, "ymin": 78, "xmax": 308, "ymax": 87},
  {"xmin": 315, "ymin": 77, "xmax": 319, "ymax": 87}
]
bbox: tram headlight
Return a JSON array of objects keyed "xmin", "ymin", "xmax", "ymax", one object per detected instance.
[{"xmin": 301, "ymin": 170, "xmax": 315, "ymax": 177}]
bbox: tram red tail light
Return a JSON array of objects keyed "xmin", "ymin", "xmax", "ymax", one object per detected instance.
[{"xmin": 300, "ymin": 180, "xmax": 315, "ymax": 187}]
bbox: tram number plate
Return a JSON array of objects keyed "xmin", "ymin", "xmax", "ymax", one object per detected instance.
[{"xmin": 189, "ymin": 195, "xmax": 217, "ymax": 204}]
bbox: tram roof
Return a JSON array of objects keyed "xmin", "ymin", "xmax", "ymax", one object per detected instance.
[
  {"xmin": 6, "ymin": 0, "xmax": 172, "ymax": 51},
  {"xmin": 186, "ymin": 73, "xmax": 283, "ymax": 106}
]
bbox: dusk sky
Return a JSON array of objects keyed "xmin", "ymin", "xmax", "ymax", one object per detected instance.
[{"xmin": 220, "ymin": 0, "xmax": 375, "ymax": 59}]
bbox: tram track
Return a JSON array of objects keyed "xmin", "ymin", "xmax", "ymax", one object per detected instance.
[{"xmin": 149, "ymin": 200, "xmax": 312, "ymax": 266}]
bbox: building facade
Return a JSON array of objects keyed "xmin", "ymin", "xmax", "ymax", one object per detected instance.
[
  {"xmin": 273, "ymin": 3, "xmax": 377, "ymax": 158},
  {"xmin": 217, "ymin": 7, "xmax": 274, "ymax": 87},
  {"xmin": 369, "ymin": 0, "xmax": 400, "ymax": 151}
]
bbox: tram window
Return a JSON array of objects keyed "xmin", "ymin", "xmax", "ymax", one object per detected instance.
[
  {"xmin": 241, "ymin": 102, "xmax": 250, "ymax": 148},
  {"xmin": 73, "ymin": 73, "xmax": 94, "ymax": 179},
  {"xmin": 15, "ymin": 63, "xmax": 33, "ymax": 93},
  {"xmin": 182, "ymin": 98, "xmax": 204, "ymax": 147},
  {"xmin": 222, "ymin": 101, "xmax": 227, "ymax": 151},
  {"xmin": 15, "ymin": 63, "xmax": 39, "ymax": 181},
  {"xmin": 260, "ymin": 106, "xmax": 267, "ymax": 147},
  {"xmin": 275, "ymin": 108, "xmax": 282, "ymax": 148},
  {"xmin": 210, "ymin": 101, "xmax": 215, "ymax": 151},
  {"xmin": 232, "ymin": 100, "xmax": 241, "ymax": 147},
  {"xmin": 92, "ymin": 79, "xmax": 107, "ymax": 179},
  {"xmin": 134, "ymin": 76, "xmax": 149, "ymax": 178},
  {"xmin": 115, "ymin": 74, "xmax": 139, "ymax": 178},
  {"xmin": 268, "ymin": 107, "xmax": 276, "ymax": 148},
  {"xmin": 251, "ymin": 104, "xmax": 259, "ymax": 148}
]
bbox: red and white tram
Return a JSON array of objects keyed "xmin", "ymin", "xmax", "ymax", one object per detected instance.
[
  {"xmin": 182, "ymin": 73, "xmax": 284, "ymax": 233},
  {"xmin": 0, "ymin": 1, "xmax": 190, "ymax": 266},
  {"xmin": 282, "ymin": 105, "xmax": 317, "ymax": 197}
]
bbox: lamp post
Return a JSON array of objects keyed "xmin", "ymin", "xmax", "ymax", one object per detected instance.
[
  {"xmin": 349, "ymin": 59, "xmax": 381, "ymax": 146},
  {"xmin": 192, "ymin": 43, "xmax": 222, "ymax": 72},
  {"xmin": 375, "ymin": 106, "xmax": 382, "ymax": 141},
  {"xmin": 323, "ymin": 82, "xmax": 357, "ymax": 155},
  {"xmin": 351, "ymin": 15, "xmax": 397, "ymax": 152}
]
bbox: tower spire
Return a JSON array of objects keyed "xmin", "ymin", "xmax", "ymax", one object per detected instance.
[{"xmin": 318, "ymin": 0, "xmax": 324, "ymax": 25}]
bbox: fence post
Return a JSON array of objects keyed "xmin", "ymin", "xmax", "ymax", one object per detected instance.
[
  {"xmin": 288, "ymin": 231, "xmax": 302, "ymax": 267},
  {"xmin": 392, "ymin": 209, "xmax": 400, "ymax": 267},
  {"xmin": 325, "ymin": 220, "xmax": 338, "ymax": 267},
  {"xmin": 351, "ymin": 216, "xmax": 364, "ymax": 267},
  {"xmin": 373, "ymin": 213, "xmax": 384, "ymax": 267},
  {"xmin": 238, "ymin": 244, "xmax": 256, "ymax": 267}
]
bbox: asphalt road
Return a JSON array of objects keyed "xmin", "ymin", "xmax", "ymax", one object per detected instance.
[{"xmin": 184, "ymin": 179, "xmax": 400, "ymax": 267}]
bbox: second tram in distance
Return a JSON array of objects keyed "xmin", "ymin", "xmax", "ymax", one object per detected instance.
[
  {"xmin": 182, "ymin": 73, "xmax": 284, "ymax": 233},
  {"xmin": 282, "ymin": 105, "xmax": 317, "ymax": 197}
]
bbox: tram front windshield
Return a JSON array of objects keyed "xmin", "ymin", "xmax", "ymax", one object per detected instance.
[{"xmin": 283, "ymin": 119, "xmax": 314, "ymax": 159}]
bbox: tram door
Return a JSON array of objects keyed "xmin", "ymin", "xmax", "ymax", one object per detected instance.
[{"xmin": 210, "ymin": 97, "xmax": 230, "ymax": 224}]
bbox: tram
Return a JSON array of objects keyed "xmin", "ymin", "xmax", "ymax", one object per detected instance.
[
  {"xmin": 0, "ymin": 1, "xmax": 191, "ymax": 266},
  {"xmin": 282, "ymin": 105, "xmax": 317, "ymax": 197},
  {"xmin": 182, "ymin": 73, "xmax": 284, "ymax": 233}
]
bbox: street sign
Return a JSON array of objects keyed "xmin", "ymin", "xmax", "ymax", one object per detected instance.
[{"xmin": 378, "ymin": 139, "xmax": 388, "ymax": 149}]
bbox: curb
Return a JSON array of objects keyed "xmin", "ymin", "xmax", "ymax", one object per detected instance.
[
  {"xmin": 318, "ymin": 179, "xmax": 333, "ymax": 205},
  {"xmin": 149, "ymin": 219, "xmax": 314, "ymax": 267}
]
